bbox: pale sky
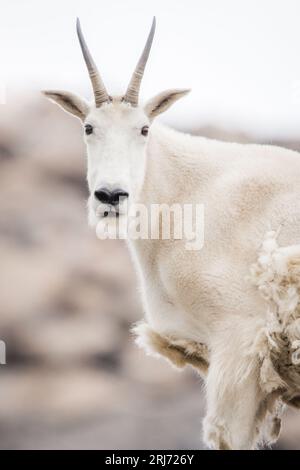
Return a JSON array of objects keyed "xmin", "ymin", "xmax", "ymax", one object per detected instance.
[{"xmin": 1, "ymin": 0, "xmax": 300, "ymax": 138}]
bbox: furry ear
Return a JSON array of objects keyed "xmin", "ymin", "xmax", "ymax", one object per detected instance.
[
  {"xmin": 42, "ymin": 90, "xmax": 90, "ymax": 120},
  {"xmin": 144, "ymin": 89, "xmax": 190, "ymax": 120}
]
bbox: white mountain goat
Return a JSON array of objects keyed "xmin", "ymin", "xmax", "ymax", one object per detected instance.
[{"xmin": 43, "ymin": 18, "xmax": 300, "ymax": 449}]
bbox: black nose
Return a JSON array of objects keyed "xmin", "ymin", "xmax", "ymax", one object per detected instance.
[{"xmin": 94, "ymin": 188, "xmax": 129, "ymax": 205}]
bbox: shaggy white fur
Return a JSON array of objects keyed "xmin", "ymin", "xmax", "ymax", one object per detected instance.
[
  {"xmin": 250, "ymin": 231, "xmax": 300, "ymax": 393},
  {"xmin": 133, "ymin": 321, "xmax": 209, "ymax": 375}
]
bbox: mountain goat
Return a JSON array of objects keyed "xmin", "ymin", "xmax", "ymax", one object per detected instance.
[{"xmin": 43, "ymin": 18, "xmax": 300, "ymax": 449}]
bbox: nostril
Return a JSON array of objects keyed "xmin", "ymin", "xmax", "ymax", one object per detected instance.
[
  {"xmin": 111, "ymin": 190, "xmax": 129, "ymax": 205},
  {"xmin": 94, "ymin": 188, "xmax": 111, "ymax": 203}
]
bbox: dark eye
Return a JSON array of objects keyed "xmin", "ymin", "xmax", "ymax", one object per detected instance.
[
  {"xmin": 84, "ymin": 124, "xmax": 93, "ymax": 135},
  {"xmin": 141, "ymin": 125, "xmax": 149, "ymax": 136}
]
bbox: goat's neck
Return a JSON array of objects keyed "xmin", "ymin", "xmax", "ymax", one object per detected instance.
[
  {"xmin": 126, "ymin": 122, "xmax": 216, "ymax": 285},
  {"xmin": 138, "ymin": 123, "xmax": 216, "ymax": 207}
]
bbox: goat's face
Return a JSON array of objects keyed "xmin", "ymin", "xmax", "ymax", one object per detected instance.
[
  {"xmin": 43, "ymin": 18, "xmax": 189, "ymax": 230},
  {"xmin": 84, "ymin": 100, "xmax": 149, "ymax": 224}
]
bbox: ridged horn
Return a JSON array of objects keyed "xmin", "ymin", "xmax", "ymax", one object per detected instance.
[
  {"xmin": 76, "ymin": 18, "xmax": 110, "ymax": 107},
  {"xmin": 124, "ymin": 17, "xmax": 156, "ymax": 106}
]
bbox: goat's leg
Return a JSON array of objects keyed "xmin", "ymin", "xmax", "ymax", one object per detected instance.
[
  {"xmin": 203, "ymin": 338, "xmax": 263, "ymax": 450},
  {"xmin": 203, "ymin": 365, "xmax": 262, "ymax": 449}
]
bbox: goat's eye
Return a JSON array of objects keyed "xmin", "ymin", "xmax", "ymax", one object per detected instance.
[
  {"xmin": 84, "ymin": 124, "xmax": 93, "ymax": 135},
  {"xmin": 141, "ymin": 125, "xmax": 149, "ymax": 136}
]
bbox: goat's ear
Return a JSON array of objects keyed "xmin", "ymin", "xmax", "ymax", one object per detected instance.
[
  {"xmin": 144, "ymin": 89, "xmax": 190, "ymax": 120},
  {"xmin": 42, "ymin": 90, "xmax": 89, "ymax": 120}
]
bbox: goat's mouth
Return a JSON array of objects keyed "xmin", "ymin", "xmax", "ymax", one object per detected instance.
[
  {"xmin": 103, "ymin": 210, "xmax": 119, "ymax": 218},
  {"xmin": 95, "ymin": 205, "xmax": 123, "ymax": 219},
  {"xmin": 94, "ymin": 204, "xmax": 129, "ymax": 240}
]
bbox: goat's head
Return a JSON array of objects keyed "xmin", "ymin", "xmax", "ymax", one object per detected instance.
[{"xmin": 43, "ymin": 18, "xmax": 189, "ymax": 227}]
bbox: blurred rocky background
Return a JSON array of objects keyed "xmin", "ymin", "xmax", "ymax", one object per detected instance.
[{"xmin": 0, "ymin": 95, "xmax": 300, "ymax": 449}]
